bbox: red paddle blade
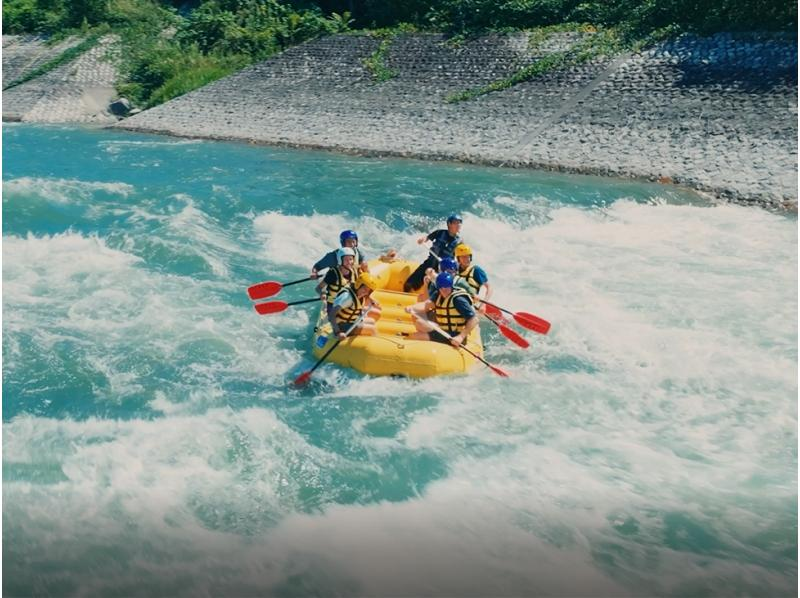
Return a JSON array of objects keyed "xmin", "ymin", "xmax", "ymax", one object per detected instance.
[
  {"xmin": 485, "ymin": 304, "xmax": 511, "ymax": 326},
  {"xmin": 484, "ymin": 304, "xmax": 503, "ymax": 318},
  {"xmin": 514, "ymin": 312, "xmax": 551, "ymax": 335},
  {"xmin": 490, "ymin": 365, "xmax": 510, "ymax": 377},
  {"xmin": 247, "ymin": 281, "xmax": 282, "ymax": 301},
  {"xmin": 498, "ymin": 323, "xmax": 530, "ymax": 349},
  {"xmin": 254, "ymin": 300, "xmax": 289, "ymax": 315},
  {"xmin": 293, "ymin": 371, "xmax": 312, "ymax": 386}
]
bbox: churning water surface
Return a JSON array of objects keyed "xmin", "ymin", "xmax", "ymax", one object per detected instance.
[{"xmin": 3, "ymin": 124, "xmax": 797, "ymax": 596}]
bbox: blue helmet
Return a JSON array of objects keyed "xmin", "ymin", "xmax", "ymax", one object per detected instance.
[
  {"xmin": 446, "ymin": 214, "xmax": 462, "ymax": 224},
  {"xmin": 440, "ymin": 257, "xmax": 458, "ymax": 272},
  {"xmin": 339, "ymin": 229, "xmax": 358, "ymax": 245},
  {"xmin": 436, "ymin": 272, "xmax": 454, "ymax": 289}
]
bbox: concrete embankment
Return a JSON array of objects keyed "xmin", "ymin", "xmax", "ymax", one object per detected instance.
[
  {"xmin": 5, "ymin": 32, "xmax": 796, "ymax": 208},
  {"xmin": 115, "ymin": 32, "xmax": 797, "ymax": 209},
  {"xmin": 3, "ymin": 34, "xmax": 119, "ymax": 123}
]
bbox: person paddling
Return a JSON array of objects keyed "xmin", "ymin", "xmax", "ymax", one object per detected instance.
[
  {"xmin": 454, "ymin": 243, "xmax": 491, "ymax": 312},
  {"xmin": 404, "ymin": 272, "xmax": 479, "ymax": 347},
  {"xmin": 403, "ymin": 214, "xmax": 463, "ymax": 292},
  {"xmin": 329, "ymin": 273, "xmax": 382, "ymax": 339},
  {"xmin": 312, "ymin": 229, "xmax": 397, "ymax": 279},
  {"xmin": 315, "ymin": 247, "xmax": 357, "ymax": 319}
]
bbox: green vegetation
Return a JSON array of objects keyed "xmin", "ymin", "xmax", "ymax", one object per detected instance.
[
  {"xmin": 3, "ymin": 0, "xmax": 795, "ymax": 107},
  {"xmin": 362, "ymin": 37, "xmax": 397, "ymax": 82},
  {"xmin": 360, "ymin": 25, "xmax": 416, "ymax": 82},
  {"xmin": 446, "ymin": 25, "xmax": 628, "ymax": 103}
]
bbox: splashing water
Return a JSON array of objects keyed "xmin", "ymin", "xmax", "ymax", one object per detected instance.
[{"xmin": 3, "ymin": 124, "xmax": 796, "ymax": 596}]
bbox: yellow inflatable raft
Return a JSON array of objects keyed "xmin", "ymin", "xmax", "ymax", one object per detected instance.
[{"xmin": 311, "ymin": 259, "xmax": 483, "ymax": 378}]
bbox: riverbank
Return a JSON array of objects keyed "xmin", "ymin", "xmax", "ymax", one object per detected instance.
[
  {"xmin": 4, "ymin": 32, "xmax": 796, "ymax": 208},
  {"xmin": 114, "ymin": 32, "xmax": 797, "ymax": 209}
]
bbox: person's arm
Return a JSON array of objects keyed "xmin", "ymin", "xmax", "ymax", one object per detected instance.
[
  {"xmin": 474, "ymin": 267, "xmax": 491, "ymax": 309},
  {"xmin": 379, "ymin": 249, "xmax": 398, "ymax": 262},
  {"xmin": 316, "ymin": 269, "xmax": 335, "ymax": 299},
  {"xmin": 451, "ymin": 295, "xmax": 477, "ymax": 347},
  {"xmin": 405, "ymin": 300, "xmax": 433, "ymax": 315},
  {"xmin": 312, "ymin": 251, "xmax": 336, "ymax": 277},
  {"xmin": 329, "ymin": 290, "xmax": 354, "ymax": 335},
  {"xmin": 417, "ymin": 229, "xmax": 441, "ymax": 245},
  {"xmin": 452, "ymin": 315, "xmax": 479, "ymax": 347},
  {"xmin": 478, "ymin": 282, "xmax": 491, "ymax": 301}
]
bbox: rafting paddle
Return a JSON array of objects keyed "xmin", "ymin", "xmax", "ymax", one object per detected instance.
[
  {"xmin": 247, "ymin": 273, "xmax": 324, "ymax": 301},
  {"xmin": 254, "ymin": 297, "xmax": 320, "ymax": 315},
  {"xmin": 428, "ymin": 249, "xmax": 548, "ymax": 336},
  {"xmin": 483, "ymin": 301, "xmax": 551, "ymax": 335},
  {"xmin": 484, "ymin": 314, "xmax": 530, "ymax": 349},
  {"xmin": 417, "ymin": 315, "xmax": 509, "ymax": 378},
  {"xmin": 293, "ymin": 309, "xmax": 369, "ymax": 386}
]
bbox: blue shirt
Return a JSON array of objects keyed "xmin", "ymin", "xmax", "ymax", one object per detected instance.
[
  {"xmin": 452, "ymin": 294, "xmax": 476, "ymax": 319},
  {"xmin": 426, "ymin": 230, "xmax": 461, "ymax": 259},
  {"xmin": 466, "ymin": 265, "xmax": 488, "ymax": 287}
]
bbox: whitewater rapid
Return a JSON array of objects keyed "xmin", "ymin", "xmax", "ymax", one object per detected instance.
[{"xmin": 3, "ymin": 125, "xmax": 796, "ymax": 596}]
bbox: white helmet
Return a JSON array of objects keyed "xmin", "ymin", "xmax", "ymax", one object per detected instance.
[{"xmin": 336, "ymin": 247, "xmax": 356, "ymax": 265}]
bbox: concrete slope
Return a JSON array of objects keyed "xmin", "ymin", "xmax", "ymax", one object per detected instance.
[
  {"xmin": 111, "ymin": 32, "xmax": 796, "ymax": 207},
  {"xmin": 3, "ymin": 35, "xmax": 119, "ymax": 123}
]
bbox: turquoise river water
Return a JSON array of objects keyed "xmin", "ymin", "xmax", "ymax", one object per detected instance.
[{"xmin": 3, "ymin": 124, "xmax": 797, "ymax": 596}]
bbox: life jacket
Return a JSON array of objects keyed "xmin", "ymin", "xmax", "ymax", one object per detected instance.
[
  {"xmin": 434, "ymin": 288, "xmax": 473, "ymax": 334},
  {"xmin": 430, "ymin": 231, "xmax": 461, "ymax": 259},
  {"xmin": 453, "ymin": 274, "xmax": 473, "ymax": 295},
  {"xmin": 334, "ymin": 285, "xmax": 364, "ymax": 324},
  {"xmin": 326, "ymin": 266, "xmax": 356, "ymax": 304},
  {"xmin": 459, "ymin": 264, "xmax": 482, "ymax": 295}
]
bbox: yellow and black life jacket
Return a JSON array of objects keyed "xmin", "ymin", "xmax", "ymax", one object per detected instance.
[
  {"xmin": 326, "ymin": 267, "xmax": 356, "ymax": 304},
  {"xmin": 434, "ymin": 288, "xmax": 472, "ymax": 334},
  {"xmin": 334, "ymin": 285, "xmax": 364, "ymax": 324},
  {"xmin": 459, "ymin": 264, "xmax": 481, "ymax": 295}
]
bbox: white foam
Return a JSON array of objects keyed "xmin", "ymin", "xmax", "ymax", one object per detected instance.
[
  {"xmin": 3, "ymin": 194, "xmax": 796, "ymax": 596},
  {"xmin": 3, "ymin": 176, "xmax": 134, "ymax": 203}
]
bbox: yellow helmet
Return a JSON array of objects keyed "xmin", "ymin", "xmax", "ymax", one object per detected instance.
[
  {"xmin": 357, "ymin": 272, "xmax": 379, "ymax": 291},
  {"xmin": 454, "ymin": 243, "xmax": 473, "ymax": 258}
]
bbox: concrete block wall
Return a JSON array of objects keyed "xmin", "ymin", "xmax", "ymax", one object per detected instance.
[
  {"xmin": 3, "ymin": 35, "xmax": 119, "ymax": 123},
  {"xmin": 34, "ymin": 30, "xmax": 796, "ymax": 207}
]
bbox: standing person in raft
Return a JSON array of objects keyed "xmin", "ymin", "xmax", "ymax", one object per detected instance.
[
  {"xmin": 315, "ymin": 247, "xmax": 357, "ymax": 320},
  {"xmin": 403, "ymin": 214, "xmax": 463, "ymax": 292},
  {"xmin": 329, "ymin": 272, "xmax": 382, "ymax": 339},
  {"xmin": 404, "ymin": 272, "xmax": 479, "ymax": 346},
  {"xmin": 311, "ymin": 229, "xmax": 397, "ymax": 279}
]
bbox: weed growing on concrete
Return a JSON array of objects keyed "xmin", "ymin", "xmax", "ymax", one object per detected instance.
[
  {"xmin": 445, "ymin": 25, "xmax": 625, "ymax": 103},
  {"xmin": 3, "ymin": 27, "xmax": 107, "ymax": 90}
]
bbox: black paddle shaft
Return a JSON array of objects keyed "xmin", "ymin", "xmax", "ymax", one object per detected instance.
[
  {"xmin": 286, "ymin": 298, "xmax": 322, "ymax": 307},
  {"xmin": 305, "ymin": 309, "xmax": 369, "ymax": 375}
]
